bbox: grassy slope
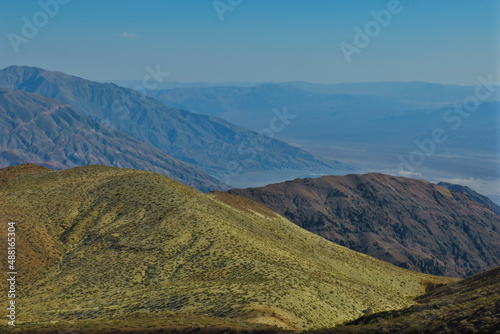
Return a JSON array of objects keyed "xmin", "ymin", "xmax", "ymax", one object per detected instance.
[
  {"xmin": 0, "ymin": 165, "xmax": 454, "ymax": 332},
  {"xmin": 314, "ymin": 267, "xmax": 500, "ymax": 333}
]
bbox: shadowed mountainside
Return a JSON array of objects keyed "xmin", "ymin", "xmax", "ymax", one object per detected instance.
[
  {"xmin": 0, "ymin": 165, "xmax": 453, "ymax": 332},
  {"xmin": 0, "ymin": 66, "xmax": 334, "ymax": 178},
  {"xmin": 228, "ymin": 173, "xmax": 500, "ymax": 277},
  {"xmin": 0, "ymin": 88, "xmax": 225, "ymax": 192}
]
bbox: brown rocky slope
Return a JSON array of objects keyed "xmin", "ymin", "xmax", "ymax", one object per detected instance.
[{"xmin": 229, "ymin": 173, "xmax": 500, "ymax": 277}]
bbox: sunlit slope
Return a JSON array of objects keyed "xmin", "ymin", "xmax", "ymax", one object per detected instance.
[
  {"xmin": 0, "ymin": 165, "xmax": 453, "ymax": 331},
  {"xmin": 315, "ymin": 267, "xmax": 500, "ymax": 333}
]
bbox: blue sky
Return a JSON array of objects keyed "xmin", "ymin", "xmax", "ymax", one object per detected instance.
[{"xmin": 0, "ymin": 0, "xmax": 498, "ymax": 84}]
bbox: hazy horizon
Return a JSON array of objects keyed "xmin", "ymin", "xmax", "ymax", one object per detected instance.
[
  {"xmin": 1, "ymin": 0, "xmax": 498, "ymax": 85},
  {"xmin": 3, "ymin": 64, "xmax": 496, "ymax": 87}
]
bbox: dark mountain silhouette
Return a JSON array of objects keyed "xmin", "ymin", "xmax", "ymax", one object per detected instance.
[
  {"xmin": 0, "ymin": 88, "xmax": 225, "ymax": 191},
  {"xmin": 229, "ymin": 173, "xmax": 500, "ymax": 277}
]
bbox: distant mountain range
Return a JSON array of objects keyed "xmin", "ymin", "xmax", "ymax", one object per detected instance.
[
  {"xmin": 113, "ymin": 79, "xmax": 265, "ymax": 90},
  {"xmin": 140, "ymin": 81, "xmax": 500, "ymax": 208},
  {"xmin": 117, "ymin": 80, "xmax": 500, "ymax": 104},
  {"xmin": 0, "ymin": 164, "xmax": 453, "ymax": 332},
  {"xmin": 126, "ymin": 80, "xmax": 483, "ymax": 104},
  {"xmin": 229, "ymin": 173, "xmax": 500, "ymax": 277},
  {"xmin": 0, "ymin": 66, "xmax": 335, "ymax": 181},
  {"xmin": 144, "ymin": 82, "xmax": 499, "ymax": 159},
  {"xmin": 0, "ymin": 88, "xmax": 225, "ymax": 192},
  {"xmin": 281, "ymin": 81, "xmax": 485, "ymax": 103},
  {"xmin": 144, "ymin": 84, "xmax": 430, "ymax": 144}
]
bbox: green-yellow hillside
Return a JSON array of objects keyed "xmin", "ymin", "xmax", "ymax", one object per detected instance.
[{"xmin": 0, "ymin": 165, "xmax": 455, "ymax": 332}]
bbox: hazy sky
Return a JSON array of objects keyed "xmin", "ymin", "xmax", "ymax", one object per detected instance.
[{"xmin": 1, "ymin": 0, "xmax": 498, "ymax": 84}]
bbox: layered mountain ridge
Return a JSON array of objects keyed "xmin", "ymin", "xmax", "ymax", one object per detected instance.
[
  {"xmin": 0, "ymin": 66, "xmax": 334, "ymax": 179},
  {"xmin": 0, "ymin": 88, "xmax": 225, "ymax": 191}
]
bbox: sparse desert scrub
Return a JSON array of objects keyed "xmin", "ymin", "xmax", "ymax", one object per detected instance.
[{"xmin": 0, "ymin": 165, "xmax": 454, "ymax": 332}]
